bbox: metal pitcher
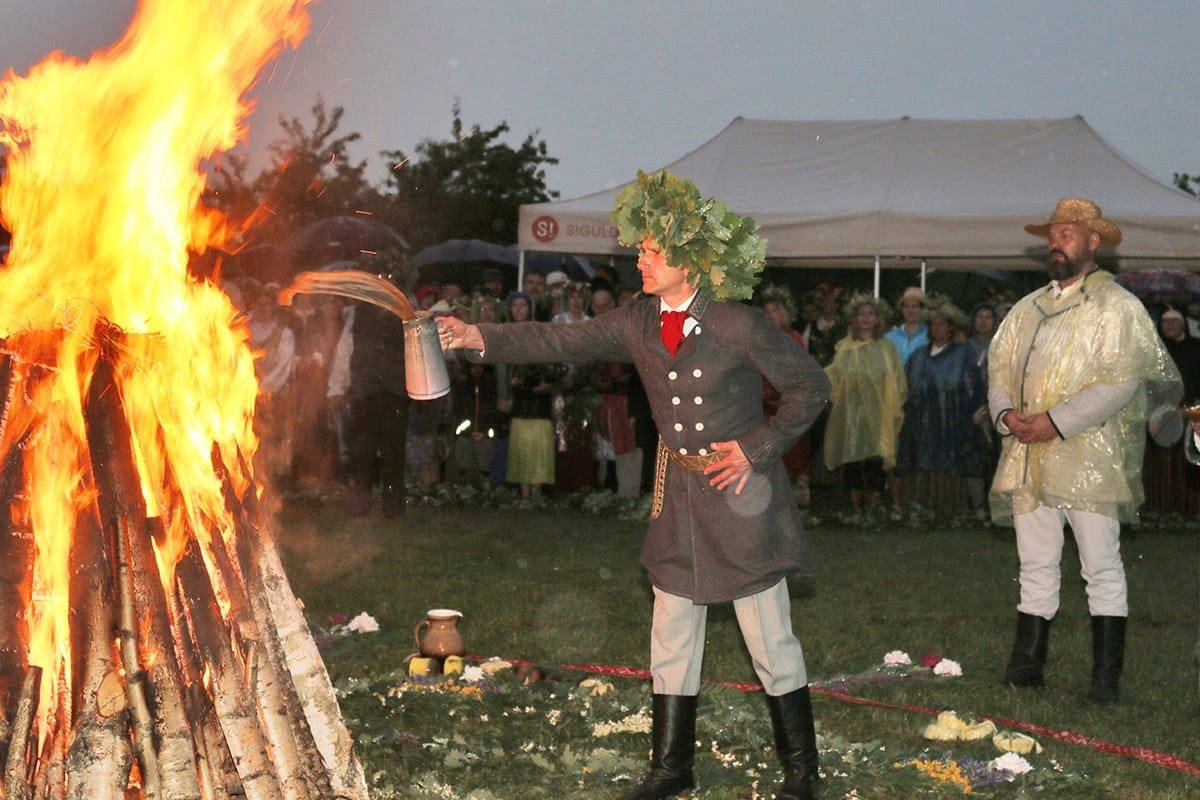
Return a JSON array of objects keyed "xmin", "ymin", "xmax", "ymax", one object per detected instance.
[{"xmin": 404, "ymin": 315, "xmax": 450, "ymax": 400}]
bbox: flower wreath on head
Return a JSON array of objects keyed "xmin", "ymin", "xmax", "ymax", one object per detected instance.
[
  {"xmin": 923, "ymin": 292, "xmax": 968, "ymax": 328},
  {"xmin": 841, "ymin": 291, "xmax": 894, "ymax": 327},
  {"xmin": 755, "ymin": 282, "xmax": 798, "ymax": 323},
  {"xmin": 611, "ymin": 169, "xmax": 766, "ymax": 301}
]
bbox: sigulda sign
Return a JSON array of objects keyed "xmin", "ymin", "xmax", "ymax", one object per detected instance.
[{"xmin": 530, "ymin": 215, "xmax": 619, "ymax": 245}]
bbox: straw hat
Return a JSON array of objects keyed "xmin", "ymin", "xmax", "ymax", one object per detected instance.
[
  {"xmin": 896, "ymin": 286, "xmax": 927, "ymax": 308},
  {"xmin": 1023, "ymin": 198, "xmax": 1122, "ymax": 249}
]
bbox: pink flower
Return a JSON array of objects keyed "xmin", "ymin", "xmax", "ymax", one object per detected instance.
[
  {"xmin": 883, "ymin": 650, "xmax": 913, "ymax": 667},
  {"xmin": 921, "ymin": 652, "xmax": 942, "ymax": 669}
]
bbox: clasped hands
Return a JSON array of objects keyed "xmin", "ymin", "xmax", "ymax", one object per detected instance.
[{"xmin": 1002, "ymin": 410, "xmax": 1059, "ymax": 444}]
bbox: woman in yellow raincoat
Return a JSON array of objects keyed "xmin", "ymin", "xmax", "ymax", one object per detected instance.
[{"xmin": 823, "ymin": 293, "xmax": 908, "ymax": 513}]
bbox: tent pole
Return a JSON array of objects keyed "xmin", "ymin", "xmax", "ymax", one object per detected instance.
[
  {"xmin": 518, "ymin": 250, "xmax": 525, "ymax": 293},
  {"xmin": 873, "ymin": 255, "xmax": 881, "ymax": 297},
  {"xmin": 921, "ymin": 259, "xmax": 927, "ymax": 292}
]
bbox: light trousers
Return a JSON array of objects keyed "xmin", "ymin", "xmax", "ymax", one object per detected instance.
[
  {"xmin": 1014, "ymin": 503, "xmax": 1127, "ymax": 618},
  {"xmin": 650, "ymin": 578, "xmax": 808, "ymax": 696}
]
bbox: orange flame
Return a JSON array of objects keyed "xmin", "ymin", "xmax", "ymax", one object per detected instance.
[{"xmin": 0, "ymin": 0, "xmax": 313, "ymax": 730}]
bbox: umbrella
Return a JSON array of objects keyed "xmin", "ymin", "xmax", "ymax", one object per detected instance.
[
  {"xmin": 411, "ymin": 238, "xmax": 594, "ymax": 287},
  {"xmin": 521, "ymin": 250, "xmax": 595, "ymax": 281},
  {"xmin": 291, "ymin": 215, "xmax": 409, "ymax": 269},
  {"xmin": 412, "ymin": 238, "xmax": 512, "ymax": 268},
  {"xmin": 1114, "ymin": 269, "xmax": 1200, "ymax": 307}
]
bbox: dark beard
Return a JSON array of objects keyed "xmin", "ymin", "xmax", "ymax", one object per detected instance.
[{"xmin": 1046, "ymin": 250, "xmax": 1089, "ymax": 281}]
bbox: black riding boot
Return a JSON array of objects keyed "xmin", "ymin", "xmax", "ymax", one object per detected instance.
[
  {"xmin": 1088, "ymin": 616, "xmax": 1126, "ymax": 704},
  {"xmin": 999, "ymin": 612, "xmax": 1052, "ymax": 688},
  {"xmin": 617, "ymin": 694, "xmax": 697, "ymax": 800},
  {"xmin": 766, "ymin": 687, "xmax": 820, "ymax": 800}
]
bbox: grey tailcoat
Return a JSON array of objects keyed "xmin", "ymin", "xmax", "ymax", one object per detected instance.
[{"xmin": 469, "ymin": 294, "xmax": 830, "ymax": 603}]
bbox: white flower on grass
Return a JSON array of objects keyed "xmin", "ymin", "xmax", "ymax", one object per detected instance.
[
  {"xmin": 592, "ymin": 709, "xmax": 652, "ymax": 737},
  {"xmin": 991, "ymin": 751, "xmax": 1033, "ymax": 777},
  {"xmin": 480, "ymin": 658, "xmax": 513, "ymax": 676},
  {"xmin": 346, "ymin": 612, "xmax": 379, "ymax": 634},
  {"xmin": 883, "ymin": 650, "xmax": 912, "ymax": 667},
  {"xmin": 933, "ymin": 658, "xmax": 963, "ymax": 677},
  {"xmin": 460, "ymin": 665, "xmax": 486, "ymax": 684}
]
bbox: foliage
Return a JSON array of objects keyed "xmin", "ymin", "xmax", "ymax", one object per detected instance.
[
  {"xmin": 1173, "ymin": 172, "xmax": 1199, "ymax": 196},
  {"xmin": 207, "ymin": 97, "xmax": 376, "ymax": 241},
  {"xmin": 612, "ymin": 170, "xmax": 766, "ymax": 301},
  {"xmin": 380, "ymin": 101, "xmax": 559, "ymax": 251},
  {"xmin": 198, "ymin": 98, "xmax": 557, "ymax": 282}
]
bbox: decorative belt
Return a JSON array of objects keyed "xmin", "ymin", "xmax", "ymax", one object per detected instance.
[{"xmin": 651, "ymin": 439, "xmax": 722, "ymax": 519}]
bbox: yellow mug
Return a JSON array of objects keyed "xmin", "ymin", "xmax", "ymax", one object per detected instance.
[
  {"xmin": 408, "ymin": 657, "xmax": 437, "ymax": 677},
  {"xmin": 443, "ymin": 655, "xmax": 464, "ymax": 676}
]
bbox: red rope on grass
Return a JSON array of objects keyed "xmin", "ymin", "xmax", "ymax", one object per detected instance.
[{"xmin": 486, "ymin": 656, "xmax": 1200, "ymax": 776}]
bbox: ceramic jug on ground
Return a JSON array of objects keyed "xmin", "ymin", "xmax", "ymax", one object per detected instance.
[{"xmin": 414, "ymin": 609, "xmax": 464, "ymax": 657}]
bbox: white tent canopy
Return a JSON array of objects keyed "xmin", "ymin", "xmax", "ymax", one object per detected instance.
[{"xmin": 518, "ymin": 116, "xmax": 1200, "ymax": 271}]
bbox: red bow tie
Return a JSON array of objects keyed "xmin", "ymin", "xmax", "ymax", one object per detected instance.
[{"xmin": 660, "ymin": 310, "xmax": 687, "ymax": 356}]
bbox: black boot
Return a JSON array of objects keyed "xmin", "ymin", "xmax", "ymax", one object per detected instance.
[
  {"xmin": 999, "ymin": 612, "xmax": 1052, "ymax": 688},
  {"xmin": 766, "ymin": 687, "xmax": 820, "ymax": 800},
  {"xmin": 617, "ymin": 694, "xmax": 697, "ymax": 800},
  {"xmin": 1089, "ymin": 616, "xmax": 1126, "ymax": 704}
]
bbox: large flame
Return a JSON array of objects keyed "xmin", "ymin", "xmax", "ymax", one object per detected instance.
[{"xmin": 0, "ymin": 0, "xmax": 313, "ymax": 732}]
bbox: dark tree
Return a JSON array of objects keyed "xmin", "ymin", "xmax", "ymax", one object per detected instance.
[
  {"xmin": 1173, "ymin": 172, "xmax": 1199, "ymax": 196},
  {"xmin": 204, "ymin": 98, "xmax": 381, "ymax": 280},
  {"xmin": 379, "ymin": 102, "xmax": 558, "ymax": 250}
]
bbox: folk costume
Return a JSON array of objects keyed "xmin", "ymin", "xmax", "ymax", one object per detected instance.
[
  {"xmin": 462, "ymin": 170, "xmax": 829, "ymax": 800},
  {"xmin": 989, "ymin": 198, "xmax": 1182, "ymax": 704}
]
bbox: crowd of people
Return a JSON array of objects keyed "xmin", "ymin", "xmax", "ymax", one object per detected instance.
[
  {"xmin": 233, "ymin": 247, "xmax": 1200, "ymax": 525},
  {"xmin": 234, "ymin": 260, "xmax": 654, "ymax": 515},
  {"xmin": 231, "ymin": 181, "xmax": 1193, "ymax": 798}
]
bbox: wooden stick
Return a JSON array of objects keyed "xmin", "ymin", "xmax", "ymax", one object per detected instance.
[
  {"xmin": 5, "ymin": 665, "xmax": 41, "ymax": 800},
  {"xmin": 85, "ymin": 331, "xmax": 202, "ymax": 800},
  {"xmin": 64, "ymin": 511, "xmax": 131, "ymax": 800},
  {"xmin": 123, "ymin": 516, "xmax": 203, "ymax": 800},
  {"xmin": 34, "ymin": 668, "xmax": 69, "ymax": 800},
  {"xmin": 232, "ymin": 452, "xmax": 370, "ymax": 799},
  {"xmin": 113, "ymin": 517, "xmax": 161, "ymax": 800},
  {"xmin": 173, "ymin": 531, "xmax": 282, "ymax": 800},
  {"xmin": 248, "ymin": 522, "xmax": 370, "ymax": 799},
  {"xmin": 0, "ymin": 348, "xmax": 33, "ymax": 723},
  {"xmin": 211, "ymin": 452, "xmax": 326, "ymax": 800}
]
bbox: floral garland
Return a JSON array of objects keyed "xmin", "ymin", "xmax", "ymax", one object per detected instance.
[{"xmin": 611, "ymin": 169, "xmax": 766, "ymax": 301}]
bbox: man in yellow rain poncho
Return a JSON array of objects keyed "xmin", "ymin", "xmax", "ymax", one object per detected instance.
[{"xmin": 988, "ymin": 198, "xmax": 1182, "ymax": 704}]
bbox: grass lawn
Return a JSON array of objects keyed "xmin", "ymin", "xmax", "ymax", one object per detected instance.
[{"xmin": 274, "ymin": 485, "xmax": 1200, "ymax": 799}]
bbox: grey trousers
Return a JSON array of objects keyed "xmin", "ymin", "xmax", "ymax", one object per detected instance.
[
  {"xmin": 1015, "ymin": 503, "xmax": 1127, "ymax": 618},
  {"xmin": 650, "ymin": 578, "xmax": 808, "ymax": 696}
]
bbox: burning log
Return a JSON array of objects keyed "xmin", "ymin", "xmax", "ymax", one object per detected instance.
[
  {"xmin": 0, "ymin": 325, "xmax": 370, "ymax": 799},
  {"xmin": 65, "ymin": 509, "xmax": 130, "ymax": 799},
  {"xmin": 5, "ymin": 666, "xmax": 40, "ymax": 800},
  {"xmin": 0, "ymin": 1, "xmax": 374, "ymax": 796}
]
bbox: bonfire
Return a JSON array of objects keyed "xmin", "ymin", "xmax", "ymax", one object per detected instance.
[{"xmin": 0, "ymin": 0, "xmax": 368, "ymax": 797}]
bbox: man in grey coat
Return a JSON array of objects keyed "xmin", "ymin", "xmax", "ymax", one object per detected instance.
[{"xmin": 439, "ymin": 170, "xmax": 830, "ymax": 800}]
